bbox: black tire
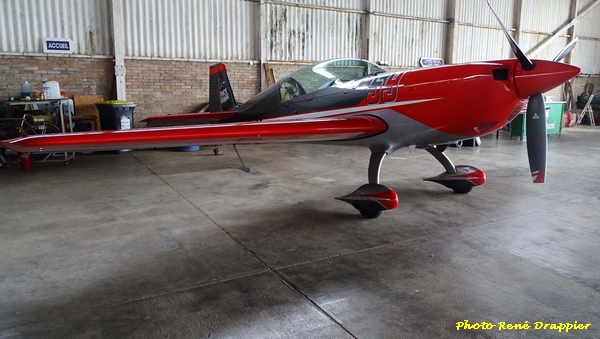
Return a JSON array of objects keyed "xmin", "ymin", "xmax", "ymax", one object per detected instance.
[
  {"xmin": 452, "ymin": 186, "xmax": 473, "ymax": 194},
  {"xmin": 359, "ymin": 209, "xmax": 382, "ymax": 219}
]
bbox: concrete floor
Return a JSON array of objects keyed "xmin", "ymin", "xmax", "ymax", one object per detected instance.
[{"xmin": 1, "ymin": 127, "xmax": 599, "ymax": 338}]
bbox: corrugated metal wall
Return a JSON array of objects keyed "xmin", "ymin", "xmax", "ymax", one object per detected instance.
[
  {"xmin": 369, "ymin": 0, "xmax": 447, "ymax": 67},
  {"xmin": 520, "ymin": 0, "xmax": 572, "ymax": 60},
  {"xmin": 455, "ymin": 0, "xmax": 514, "ymax": 63},
  {"xmin": 0, "ymin": 0, "xmax": 112, "ymax": 55},
  {"xmin": 1, "ymin": 0, "xmax": 598, "ymax": 73},
  {"xmin": 264, "ymin": 3, "xmax": 364, "ymax": 61},
  {"xmin": 573, "ymin": 0, "xmax": 600, "ymax": 74},
  {"xmin": 123, "ymin": 0, "xmax": 259, "ymax": 60},
  {"xmin": 272, "ymin": 0, "xmax": 364, "ymax": 10}
]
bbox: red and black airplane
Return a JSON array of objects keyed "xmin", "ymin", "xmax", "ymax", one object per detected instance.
[{"xmin": 1, "ymin": 1, "xmax": 580, "ymax": 218}]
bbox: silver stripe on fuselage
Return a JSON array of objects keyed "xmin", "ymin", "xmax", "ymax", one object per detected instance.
[{"xmin": 267, "ymin": 98, "xmax": 441, "ymax": 122}]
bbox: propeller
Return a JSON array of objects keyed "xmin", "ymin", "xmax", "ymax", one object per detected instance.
[
  {"xmin": 486, "ymin": 0, "xmax": 535, "ymax": 71},
  {"xmin": 525, "ymin": 93, "xmax": 547, "ymax": 183},
  {"xmin": 486, "ymin": 0, "xmax": 579, "ymax": 183},
  {"xmin": 553, "ymin": 38, "xmax": 578, "ymax": 62}
]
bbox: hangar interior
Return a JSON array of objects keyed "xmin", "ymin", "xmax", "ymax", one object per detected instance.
[{"xmin": 1, "ymin": 0, "xmax": 600, "ymax": 338}]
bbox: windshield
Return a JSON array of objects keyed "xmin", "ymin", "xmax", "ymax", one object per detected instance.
[{"xmin": 279, "ymin": 59, "xmax": 387, "ymax": 102}]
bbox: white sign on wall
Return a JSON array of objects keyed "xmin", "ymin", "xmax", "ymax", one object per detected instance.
[
  {"xmin": 419, "ymin": 57, "xmax": 444, "ymax": 67},
  {"xmin": 43, "ymin": 38, "xmax": 75, "ymax": 54}
]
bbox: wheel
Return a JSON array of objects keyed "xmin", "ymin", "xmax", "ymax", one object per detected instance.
[
  {"xmin": 25, "ymin": 122, "xmax": 61, "ymax": 136},
  {"xmin": 452, "ymin": 186, "xmax": 473, "ymax": 194},
  {"xmin": 359, "ymin": 209, "xmax": 382, "ymax": 219}
]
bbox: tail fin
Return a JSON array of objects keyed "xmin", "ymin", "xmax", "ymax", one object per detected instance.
[{"xmin": 209, "ymin": 63, "xmax": 237, "ymax": 112}]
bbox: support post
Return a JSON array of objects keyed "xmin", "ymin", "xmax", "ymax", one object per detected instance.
[
  {"xmin": 444, "ymin": 0, "xmax": 459, "ymax": 64},
  {"xmin": 363, "ymin": 0, "xmax": 371, "ymax": 61},
  {"xmin": 111, "ymin": 0, "xmax": 126, "ymax": 100},
  {"xmin": 259, "ymin": 0, "xmax": 268, "ymax": 91},
  {"xmin": 565, "ymin": 0, "xmax": 578, "ymax": 65},
  {"xmin": 512, "ymin": 0, "xmax": 523, "ymax": 50}
]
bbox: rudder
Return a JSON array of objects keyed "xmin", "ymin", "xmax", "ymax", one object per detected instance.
[{"xmin": 209, "ymin": 63, "xmax": 237, "ymax": 112}]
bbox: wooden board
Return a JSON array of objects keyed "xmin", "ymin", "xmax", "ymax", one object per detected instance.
[
  {"xmin": 73, "ymin": 95, "xmax": 103, "ymax": 130},
  {"xmin": 264, "ymin": 63, "xmax": 276, "ymax": 87}
]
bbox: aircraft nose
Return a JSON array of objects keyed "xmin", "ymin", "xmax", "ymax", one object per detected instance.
[{"xmin": 514, "ymin": 60, "xmax": 580, "ymax": 98}]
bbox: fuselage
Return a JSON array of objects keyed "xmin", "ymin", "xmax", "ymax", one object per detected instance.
[{"xmin": 237, "ymin": 58, "xmax": 578, "ymax": 152}]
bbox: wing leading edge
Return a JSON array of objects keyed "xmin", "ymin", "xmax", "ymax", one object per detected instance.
[{"xmin": 1, "ymin": 115, "xmax": 388, "ymax": 153}]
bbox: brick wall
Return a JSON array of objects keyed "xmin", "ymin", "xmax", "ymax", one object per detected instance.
[
  {"xmin": 269, "ymin": 63, "xmax": 306, "ymax": 84},
  {"xmin": 0, "ymin": 55, "xmax": 113, "ymax": 102},
  {"xmin": 0, "ymin": 56, "xmax": 262, "ymax": 127},
  {"xmin": 125, "ymin": 59, "xmax": 261, "ymax": 126}
]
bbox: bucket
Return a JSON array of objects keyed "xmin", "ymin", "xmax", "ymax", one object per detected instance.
[
  {"xmin": 43, "ymin": 81, "xmax": 61, "ymax": 99},
  {"xmin": 173, "ymin": 146, "xmax": 200, "ymax": 152}
]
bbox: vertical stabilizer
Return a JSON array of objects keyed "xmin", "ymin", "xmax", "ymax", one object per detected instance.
[{"xmin": 209, "ymin": 63, "xmax": 237, "ymax": 112}]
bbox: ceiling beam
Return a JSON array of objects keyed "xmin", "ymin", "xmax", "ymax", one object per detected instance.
[{"xmin": 527, "ymin": 0, "xmax": 599, "ymax": 58}]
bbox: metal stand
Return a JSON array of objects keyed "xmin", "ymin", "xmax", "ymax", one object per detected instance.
[
  {"xmin": 0, "ymin": 153, "xmax": 7, "ymax": 168},
  {"xmin": 577, "ymin": 95, "xmax": 595, "ymax": 126},
  {"xmin": 233, "ymin": 144, "xmax": 250, "ymax": 172}
]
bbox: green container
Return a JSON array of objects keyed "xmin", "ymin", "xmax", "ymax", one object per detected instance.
[{"xmin": 511, "ymin": 102, "xmax": 564, "ymax": 138}]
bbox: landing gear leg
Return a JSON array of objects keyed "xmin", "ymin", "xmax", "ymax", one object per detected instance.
[
  {"xmin": 336, "ymin": 152, "xmax": 399, "ymax": 218},
  {"xmin": 423, "ymin": 147, "xmax": 485, "ymax": 193}
]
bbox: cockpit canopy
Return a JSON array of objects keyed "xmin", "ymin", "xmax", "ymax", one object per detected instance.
[{"xmin": 279, "ymin": 59, "xmax": 388, "ymax": 102}]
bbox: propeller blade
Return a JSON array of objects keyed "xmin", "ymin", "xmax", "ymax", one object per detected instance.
[
  {"xmin": 486, "ymin": 0, "xmax": 535, "ymax": 71},
  {"xmin": 526, "ymin": 93, "xmax": 547, "ymax": 183},
  {"xmin": 553, "ymin": 38, "xmax": 579, "ymax": 62}
]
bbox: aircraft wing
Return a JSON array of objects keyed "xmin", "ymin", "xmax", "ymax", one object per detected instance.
[{"xmin": 1, "ymin": 115, "xmax": 387, "ymax": 153}]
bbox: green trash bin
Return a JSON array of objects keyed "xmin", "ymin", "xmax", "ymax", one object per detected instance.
[{"xmin": 95, "ymin": 100, "xmax": 136, "ymax": 153}]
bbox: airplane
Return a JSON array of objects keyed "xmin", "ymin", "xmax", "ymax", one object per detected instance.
[{"xmin": 0, "ymin": 1, "xmax": 580, "ymax": 218}]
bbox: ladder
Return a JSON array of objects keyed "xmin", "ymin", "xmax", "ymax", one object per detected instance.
[
  {"xmin": 576, "ymin": 94, "xmax": 595, "ymax": 126},
  {"xmin": 563, "ymin": 81, "xmax": 578, "ymax": 113}
]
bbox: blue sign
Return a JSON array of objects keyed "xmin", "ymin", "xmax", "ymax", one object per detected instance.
[{"xmin": 43, "ymin": 38, "xmax": 74, "ymax": 54}]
